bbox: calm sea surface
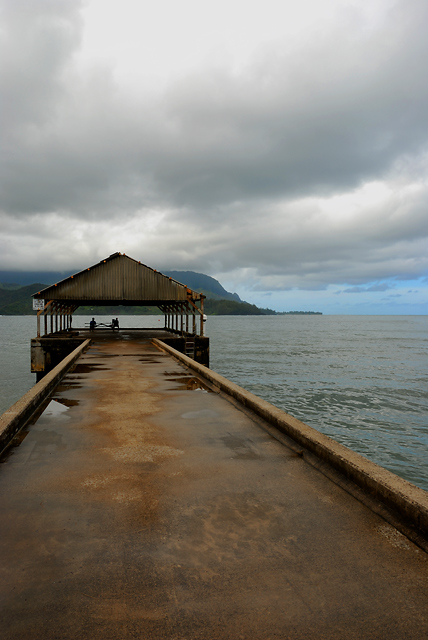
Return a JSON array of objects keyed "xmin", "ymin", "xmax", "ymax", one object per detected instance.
[{"xmin": 1, "ymin": 315, "xmax": 427, "ymax": 490}]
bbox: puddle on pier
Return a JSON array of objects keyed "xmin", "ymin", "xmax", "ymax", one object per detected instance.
[
  {"xmin": 138, "ymin": 354, "xmax": 163, "ymax": 364},
  {"xmin": 40, "ymin": 399, "xmax": 71, "ymax": 418},
  {"xmin": 26, "ymin": 398, "xmax": 73, "ymax": 425},
  {"xmin": 119, "ymin": 353, "xmax": 148, "ymax": 357},
  {"xmin": 0, "ymin": 400, "xmax": 73, "ymax": 463},
  {"xmin": 80, "ymin": 353, "xmax": 162, "ymax": 364},
  {"xmin": 164, "ymin": 373, "xmax": 212, "ymax": 392},
  {"xmin": 0, "ymin": 429, "xmax": 30, "ymax": 463},
  {"xmin": 55, "ymin": 381, "xmax": 82, "ymax": 392},
  {"xmin": 71, "ymin": 363, "xmax": 110, "ymax": 374},
  {"xmin": 101, "ymin": 353, "xmax": 162, "ymax": 363},
  {"xmin": 52, "ymin": 397, "xmax": 79, "ymax": 408},
  {"xmin": 221, "ymin": 433, "xmax": 261, "ymax": 460},
  {"xmin": 95, "ymin": 353, "xmax": 153, "ymax": 357}
]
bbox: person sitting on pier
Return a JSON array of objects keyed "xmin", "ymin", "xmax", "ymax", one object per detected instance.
[
  {"xmin": 89, "ymin": 318, "xmax": 96, "ymax": 331},
  {"xmin": 112, "ymin": 318, "xmax": 119, "ymax": 331}
]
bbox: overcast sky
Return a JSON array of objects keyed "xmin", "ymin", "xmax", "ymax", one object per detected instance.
[{"xmin": 1, "ymin": 0, "xmax": 427, "ymax": 313}]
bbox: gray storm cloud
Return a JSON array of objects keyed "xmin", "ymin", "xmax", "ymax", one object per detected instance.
[{"xmin": 1, "ymin": 0, "xmax": 427, "ymax": 299}]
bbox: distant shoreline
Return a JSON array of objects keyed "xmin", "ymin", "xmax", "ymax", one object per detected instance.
[{"xmin": 274, "ymin": 311, "xmax": 322, "ymax": 315}]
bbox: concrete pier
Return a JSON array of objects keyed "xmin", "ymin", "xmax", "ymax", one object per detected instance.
[{"xmin": 1, "ymin": 332, "xmax": 428, "ymax": 639}]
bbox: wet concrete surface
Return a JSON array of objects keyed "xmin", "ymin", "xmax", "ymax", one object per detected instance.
[{"xmin": 1, "ymin": 336, "xmax": 428, "ymax": 639}]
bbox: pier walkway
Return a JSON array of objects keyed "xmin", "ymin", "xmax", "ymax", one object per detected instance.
[{"xmin": 1, "ymin": 332, "xmax": 428, "ymax": 639}]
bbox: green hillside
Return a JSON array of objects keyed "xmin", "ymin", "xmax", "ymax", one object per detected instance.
[{"xmin": 0, "ymin": 283, "xmax": 48, "ymax": 315}]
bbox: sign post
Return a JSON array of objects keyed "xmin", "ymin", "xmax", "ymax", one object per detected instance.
[
  {"xmin": 33, "ymin": 299, "xmax": 45, "ymax": 311},
  {"xmin": 33, "ymin": 299, "xmax": 45, "ymax": 337}
]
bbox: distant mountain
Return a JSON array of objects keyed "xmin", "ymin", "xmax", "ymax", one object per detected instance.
[
  {"xmin": 164, "ymin": 271, "xmax": 241, "ymax": 302},
  {"xmin": 0, "ymin": 271, "xmax": 74, "ymax": 286}
]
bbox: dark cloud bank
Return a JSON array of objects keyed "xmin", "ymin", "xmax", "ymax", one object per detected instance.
[{"xmin": 1, "ymin": 0, "xmax": 427, "ymax": 306}]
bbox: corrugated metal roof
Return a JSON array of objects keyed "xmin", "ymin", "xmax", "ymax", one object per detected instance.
[{"xmin": 32, "ymin": 253, "xmax": 203, "ymax": 305}]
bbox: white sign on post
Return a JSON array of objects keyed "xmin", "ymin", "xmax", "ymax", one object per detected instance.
[{"xmin": 32, "ymin": 299, "xmax": 45, "ymax": 311}]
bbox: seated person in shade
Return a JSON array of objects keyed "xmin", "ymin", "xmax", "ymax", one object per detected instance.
[
  {"xmin": 112, "ymin": 318, "xmax": 119, "ymax": 330},
  {"xmin": 89, "ymin": 318, "xmax": 96, "ymax": 331}
]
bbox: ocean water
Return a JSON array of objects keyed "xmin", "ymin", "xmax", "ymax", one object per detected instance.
[
  {"xmin": 207, "ymin": 315, "xmax": 428, "ymax": 490},
  {"xmin": 1, "ymin": 314, "xmax": 427, "ymax": 491}
]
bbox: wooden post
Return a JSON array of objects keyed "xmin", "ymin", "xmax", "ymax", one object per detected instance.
[{"xmin": 200, "ymin": 297, "xmax": 204, "ymax": 337}]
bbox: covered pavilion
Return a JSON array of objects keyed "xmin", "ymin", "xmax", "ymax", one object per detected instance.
[{"xmin": 32, "ymin": 252, "xmax": 206, "ymax": 339}]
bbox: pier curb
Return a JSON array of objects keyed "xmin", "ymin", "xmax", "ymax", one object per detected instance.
[
  {"xmin": 153, "ymin": 338, "xmax": 428, "ymax": 540},
  {"xmin": 0, "ymin": 339, "xmax": 91, "ymax": 455}
]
